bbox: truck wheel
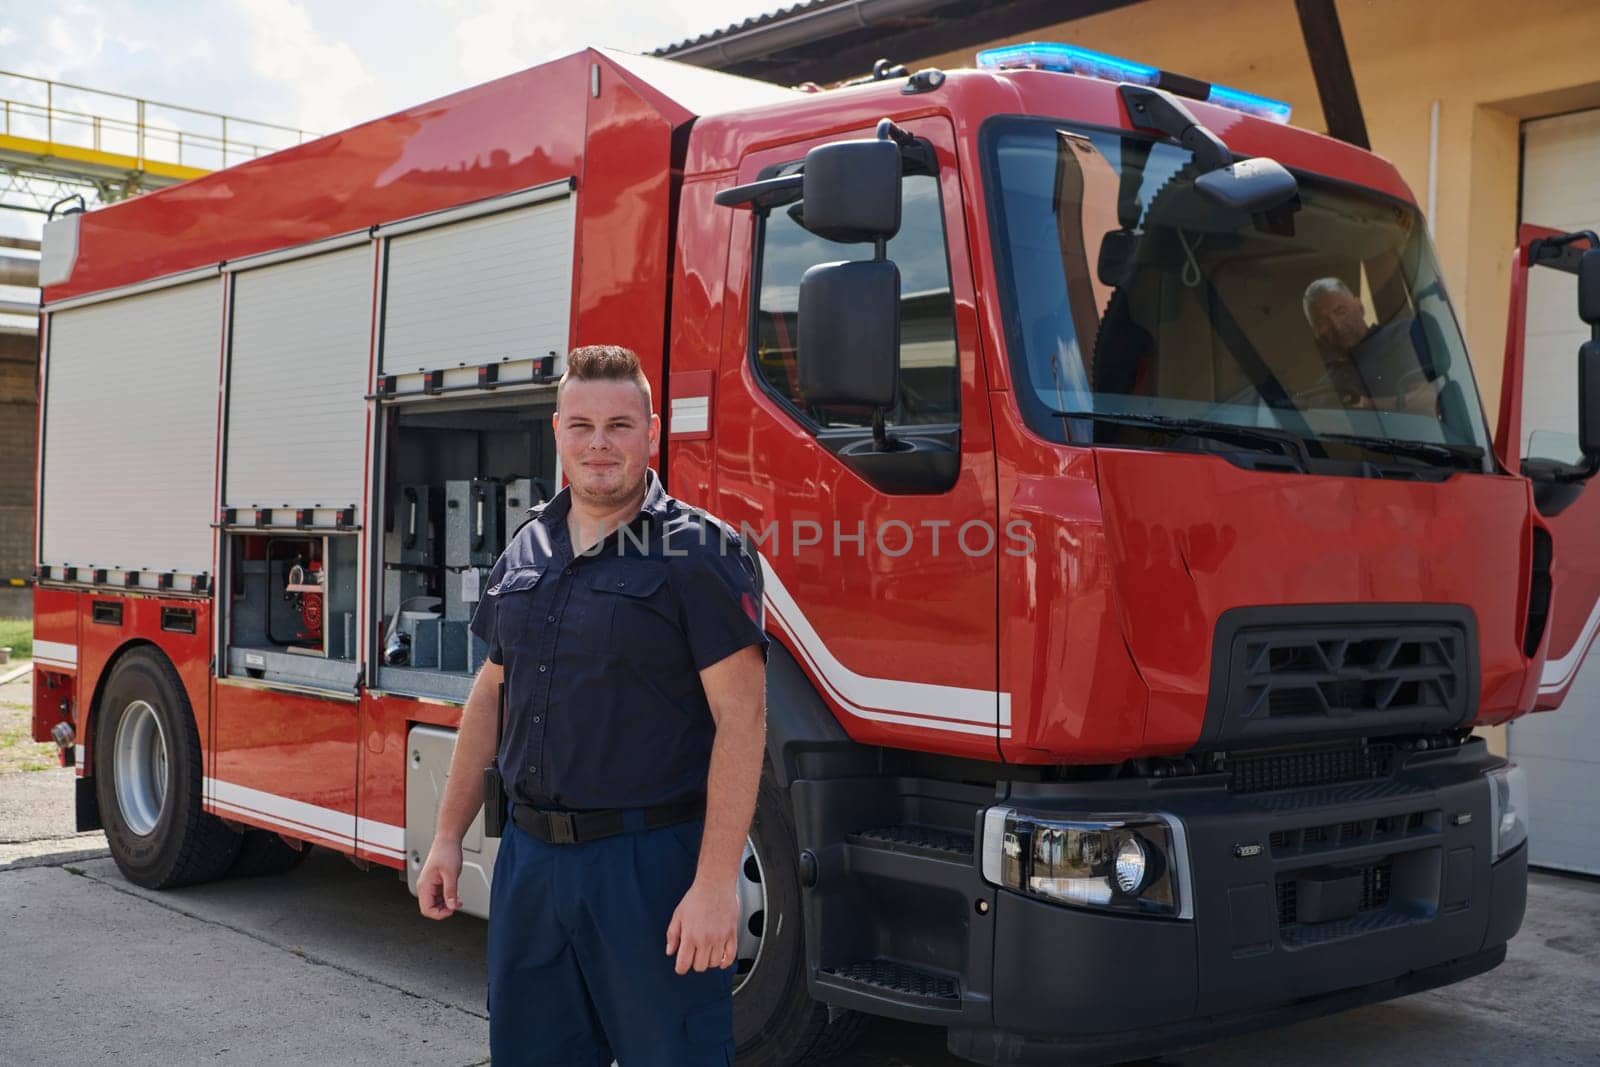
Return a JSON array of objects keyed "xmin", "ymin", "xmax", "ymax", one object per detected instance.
[
  {"xmin": 95, "ymin": 648, "xmax": 241, "ymax": 889},
  {"xmin": 733, "ymin": 769, "xmax": 868, "ymax": 1066},
  {"xmin": 227, "ymin": 829, "xmax": 311, "ymax": 879}
]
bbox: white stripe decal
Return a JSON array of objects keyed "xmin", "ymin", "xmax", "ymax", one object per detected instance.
[
  {"xmin": 356, "ymin": 817, "xmax": 406, "ymax": 853},
  {"xmin": 33, "ymin": 658, "xmax": 76, "ymax": 670},
  {"xmin": 670, "ymin": 396, "xmax": 710, "ymax": 434},
  {"xmin": 1540, "ymin": 595, "xmax": 1600, "ymax": 694},
  {"xmin": 33, "ymin": 640, "xmax": 78, "ymax": 667},
  {"xmin": 206, "ymin": 779, "xmax": 405, "ymax": 855},
  {"xmin": 759, "ymin": 558, "xmax": 1011, "ymax": 737}
]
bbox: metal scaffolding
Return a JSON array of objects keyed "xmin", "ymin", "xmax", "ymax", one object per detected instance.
[{"xmin": 0, "ymin": 69, "xmax": 315, "ymax": 214}]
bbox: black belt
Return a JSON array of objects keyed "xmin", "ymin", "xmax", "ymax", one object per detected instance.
[{"xmin": 511, "ymin": 796, "xmax": 705, "ymax": 845}]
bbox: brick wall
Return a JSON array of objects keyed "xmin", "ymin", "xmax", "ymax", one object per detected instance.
[{"xmin": 0, "ymin": 329, "xmax": 39, "ymax": 619}]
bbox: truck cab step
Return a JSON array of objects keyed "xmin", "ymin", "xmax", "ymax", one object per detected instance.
[
  {"xmin": 820, "ymin": 957, "xmax": 961, "ymax": 1004},
  {"xmin": 847, "ymin": 824, "xmax": 974, "ymax": 862}
]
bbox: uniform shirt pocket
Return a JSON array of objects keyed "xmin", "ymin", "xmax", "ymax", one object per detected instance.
[
  {"xmin": 584, "ymin": 562, "xmax": 676, "ymax": 657},
  {"xmin": 485, "ymin": 565, "xmax": 544, "ymax": 652}
]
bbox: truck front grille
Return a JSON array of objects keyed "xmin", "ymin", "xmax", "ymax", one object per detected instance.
[{"xmin": 1205, "ymin": 606, "xmax": 1477, "ymax": 747}]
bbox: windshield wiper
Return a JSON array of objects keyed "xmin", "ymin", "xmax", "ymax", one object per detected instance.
[
  {"xmin": 1051, "ymin": 411, "xmax": 1311, "ymax": 471},
  {"xmin": 1315, "ymin": 433, "xmax": 1486, "ymax": 470}
]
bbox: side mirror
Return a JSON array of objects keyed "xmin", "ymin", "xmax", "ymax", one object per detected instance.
[
  {"xmin": 1581, "ymin": 340, "xmax": 1600, "ymax": 462},
  {"xmin": 1194, "ymin": 157, "xmax": 1299, "ymax": 214},
  {"xmin": 1580, "ymin": 248, "xmax": 1600, "ymax": 326},
  {"xmin": 1580, "ymin": 249, "xmax": 1600, "ymax": 462},
  {"xmin": 800, "ymin": 139, "xmax": 902, "ymax": 243},
  {"xmin": 797, "ymin": 259, "xmax": 900, "ymax": 409}
]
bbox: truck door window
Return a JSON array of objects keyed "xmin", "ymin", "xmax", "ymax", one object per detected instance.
[
  {"xmin": 753, "ymin": 172, "xmax": 959, "ymax": 429},
  {"xmin": 1519, "ymin": 260, "xmax": 1588, "ymax": 467}
]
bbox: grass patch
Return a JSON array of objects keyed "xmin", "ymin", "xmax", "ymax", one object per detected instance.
[
  {"xmin": 0, "ymin": 618, "xmax": 33, "ymax": 660},
  {"xmin": 0, "ymin": 703, "xmax": 56, "ymax": 773}
]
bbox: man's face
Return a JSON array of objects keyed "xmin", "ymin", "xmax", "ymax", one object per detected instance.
[
  {"xmin": 554, "ymin": 377, "xmax": 659, "ymax": 509},
  {"xmin": 1309, "ymin": 290, "xmax": 1370, "ymax": 352}
]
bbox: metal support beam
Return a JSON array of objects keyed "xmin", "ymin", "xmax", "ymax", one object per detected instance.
[{"xmin": 1294, "ymin": 0, "xmax": 1370, "ymax": 149}]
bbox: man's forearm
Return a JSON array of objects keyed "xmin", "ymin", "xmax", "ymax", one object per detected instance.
[
  {"xmin": 696, "ymin": 704, "xmax": 765, "ymax": 885},
  {"xmin": 432, "ymin": 664, "xmax": 504, "ymax": 847}
]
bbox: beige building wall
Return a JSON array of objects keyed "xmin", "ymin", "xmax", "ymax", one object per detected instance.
[{"xmin": 909, "ymin": 0, "xmax": 1600, "ymax": 423}]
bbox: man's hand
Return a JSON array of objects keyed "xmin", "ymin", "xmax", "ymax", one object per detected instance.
[
  {"xmin": 665, "ymin": 877, "xmax": 739, "ymax": 974},
  {"xmin": 417, "ymin": 839, "xmax": 464, "ymax": 920}
]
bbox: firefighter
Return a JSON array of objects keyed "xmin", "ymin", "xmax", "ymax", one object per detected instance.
[
  {"xmin": 1302, "ymin": 276, "xmax": 1440, "ymax": 413},
  {"xmin": 415, "ymin": 344, "xmax": 768, "ymax": 1066}
]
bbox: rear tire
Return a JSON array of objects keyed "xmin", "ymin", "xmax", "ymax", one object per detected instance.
[
  {"xmin": 733, "ymin": 768, "xmax": 868, "ymax": 1066},
  {"xmin": 95, "ymin": 648, "xmax": 241, "ymax": 889},
  {"xmin": 226, "ymin": 829, "xmax": 311, "ymax": 879}
]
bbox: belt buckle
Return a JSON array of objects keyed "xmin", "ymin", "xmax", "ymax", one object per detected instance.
[{"xmin": 546, "ymin": 811, "xmax": 578, "ymax": 845}]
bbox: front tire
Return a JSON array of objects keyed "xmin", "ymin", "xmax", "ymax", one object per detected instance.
[
  {"xmin": 95, "ymin": 648, "xmax": 240, "ymax": 888},
  {"xmin": 733, "ymin": 769, "xmax": 868, "ymax": 1066}
]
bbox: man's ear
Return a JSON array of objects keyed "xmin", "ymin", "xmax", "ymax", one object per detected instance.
[{"xmin": 648, "ymin": 412, "xmax": 662, "ymax": 450}]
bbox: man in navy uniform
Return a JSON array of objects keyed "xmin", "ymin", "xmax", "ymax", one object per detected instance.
[{"xmin": 417, "ymin": 345, "xmax": 768, "ymax": 1066}]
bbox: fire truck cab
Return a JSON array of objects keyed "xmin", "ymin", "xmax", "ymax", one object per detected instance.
[{"xmin": 30, "ymin": 44, "xmax": 1600, "ymax": 1065}]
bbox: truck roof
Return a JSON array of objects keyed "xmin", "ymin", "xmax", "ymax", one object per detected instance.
[{"xmin": 682, "ymin": 66, "xmax": 1413, "ymax": 208}]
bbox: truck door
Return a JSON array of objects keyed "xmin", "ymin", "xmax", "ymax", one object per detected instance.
[
  {"xmin": 1497, "ymin": 220, "xmax": 1600, "ymax": 877},
  {"xmin": 1496, "ymin": 225, "xmax": 1600, "ymax": 711},
  {"xmin": 713, "ymin": 117, "xmax": 1002, "ymax": 758}
]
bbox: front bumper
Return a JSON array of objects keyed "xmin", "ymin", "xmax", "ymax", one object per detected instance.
[{"xmin": 958, "ymin": 741, "xmax": 1526, "ymax": 1064}]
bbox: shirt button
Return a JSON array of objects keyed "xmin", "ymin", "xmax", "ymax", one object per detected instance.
[
  {"xmin": 546, "ymin": 615, "xmax": 555, "ymax": 623},
  {"xmin": 538, "ymin": 664, "xmax": 548, "ymax": 673},
  {"xmin": 533, "ymin": 716, "xmax": 541, "ymax": 723}
]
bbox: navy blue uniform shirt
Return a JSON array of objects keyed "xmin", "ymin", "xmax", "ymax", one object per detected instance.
[{"xmin": 469, "ymin": 468, "xmax": 768, "ymax": 811}]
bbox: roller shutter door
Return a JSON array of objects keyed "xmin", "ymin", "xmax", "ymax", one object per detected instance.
[
  {"xmin": 40, "ymin": 279, "xmax": 221, "ymax": 578},
  {"xmin": 1511, "ymin": 107, "xmax": 1600, "ymax": 875},
  {"xmin": 224, "ymin": 245, "xmax": 374, "ymax": 520},
  {"xmin": 381, "ymin": 196, "xmax": 575, "ymax": 375}
]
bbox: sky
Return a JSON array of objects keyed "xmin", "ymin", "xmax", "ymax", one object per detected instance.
[{"xmin": 0, "ymin": 0, "xmax": 778, "ymax": 241}]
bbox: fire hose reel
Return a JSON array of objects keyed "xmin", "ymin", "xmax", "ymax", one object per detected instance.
[{"xmin": 285, "ymin": 559, "xmax": 325, "ymax": 640}]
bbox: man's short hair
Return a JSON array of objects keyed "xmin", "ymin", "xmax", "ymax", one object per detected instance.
[
  {"xmin": 558, "ymin": 345, "xmax": 652, "ymax": 412},
  {"xmin": 1302, "ymin": 276, "xmax": 1356, "ymax": 323}
]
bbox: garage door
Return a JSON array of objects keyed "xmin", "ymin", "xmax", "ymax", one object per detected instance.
[{"xmin": 1511, "ymin": 107, "xmax": 1600, "ymax": 875}]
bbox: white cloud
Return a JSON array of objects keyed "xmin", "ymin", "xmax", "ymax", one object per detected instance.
[
  {"xmin": 232, "ymin": 0, "xmax": 374, "ymax": 132},
  {"xmin": 34, "ymin": 1, "xmax": 108, "ymax": 81}
]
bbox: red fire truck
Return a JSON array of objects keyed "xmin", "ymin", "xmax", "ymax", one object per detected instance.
[{"xmin": 28, "ymin": 43, "xmax": 1600, "ymax": 1064}]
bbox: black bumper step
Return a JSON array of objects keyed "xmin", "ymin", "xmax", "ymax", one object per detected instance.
[
  {"xmin": 821, "ymin": 958, "xmax": 960, "ymax": 1002},
  {"xmin": 848, "ymin": 824, "xmax": 974, "ymax": 862}
]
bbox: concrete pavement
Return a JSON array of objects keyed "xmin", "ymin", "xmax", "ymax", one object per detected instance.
[{"xmin": 2, "ymin": 766, "xmax": 1597, "ymax": 1066}]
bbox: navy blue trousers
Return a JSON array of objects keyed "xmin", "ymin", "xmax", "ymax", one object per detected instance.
[{"xmin": 488, "ymin": 814, "xmax": 734, "ymax": 1066}]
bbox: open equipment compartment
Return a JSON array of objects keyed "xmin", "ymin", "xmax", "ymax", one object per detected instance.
[
  {"xmin": 374, "ymin": 388, "xmax": 560, "ymax": 701},
  {"xmin": 223, "ymin": 530, "xmax": 360, "ymax": 691}
]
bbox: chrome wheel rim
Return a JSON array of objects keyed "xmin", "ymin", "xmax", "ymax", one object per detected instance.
[
  {"xmin": 733, "ymin": 835, "xmax": 768, "ymax": 994},
  {"xmin": 113, "ymin": 700, "xmax": 169, "ymax": 836}
]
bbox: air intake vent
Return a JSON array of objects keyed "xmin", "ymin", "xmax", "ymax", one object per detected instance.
[
  {"xmin": 1225, "ymin": 740, "xmax": 1398, "ymax": 794},
  {"xmin": 1524, "ymin": 527, "xmax": 1553, "ymax": 657},
  {"xmin": 1201, "ymin": 606, "xmax": 1478, "ymax": 746}
]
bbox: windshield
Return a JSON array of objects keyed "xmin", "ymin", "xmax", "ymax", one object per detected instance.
[{"xmin": 983, "ymin": 119, "xmax": 1493, "ymax": 468}]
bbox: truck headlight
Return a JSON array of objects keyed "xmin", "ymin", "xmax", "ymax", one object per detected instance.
[
  {"xmin": 982, "ymin": 809, "xmax": 1191, "ymax": 918},
  {"xmin": 1486, "ymin": 763, "xmax": 1529, "ymax": 862}
]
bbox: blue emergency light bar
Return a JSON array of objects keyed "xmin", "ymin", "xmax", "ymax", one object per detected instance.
[{"xmin": 976, "ymin": 42, "xmax": 1293, "ymax": 125}]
